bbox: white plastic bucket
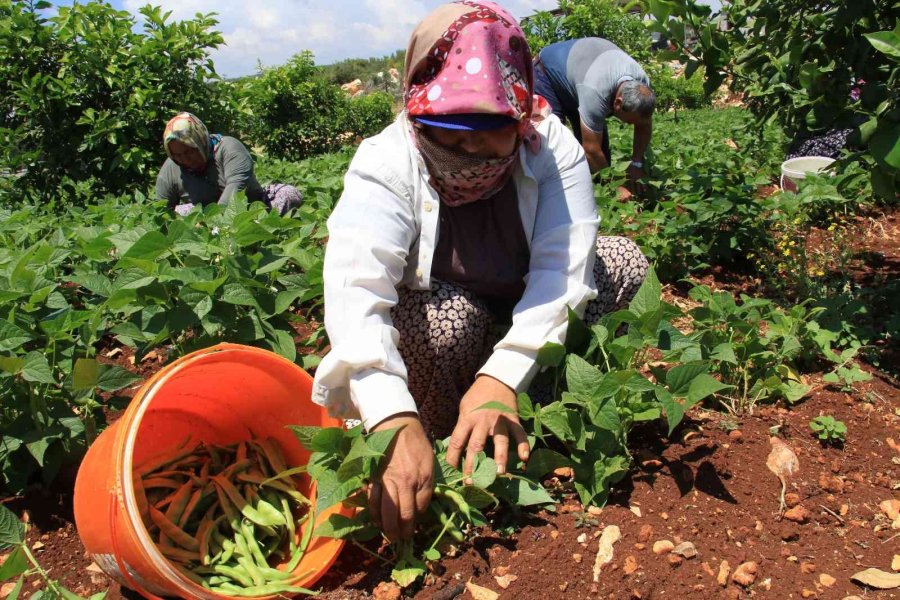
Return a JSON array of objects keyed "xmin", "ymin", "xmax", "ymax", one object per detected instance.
[{"xmin": 780, "ymin": 156, "xmax": 836, "ymax": 192}]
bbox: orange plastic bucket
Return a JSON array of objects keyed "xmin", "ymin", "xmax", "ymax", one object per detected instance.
[{"xmin": 74, "ymin": 343, "xmax": 352, "ymax": 599}]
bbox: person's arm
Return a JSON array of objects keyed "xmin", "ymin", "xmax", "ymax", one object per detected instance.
[
  {"xmin": 446, "ymin": 118, "xmax": 599, "ymax": 478},
  {"xmin": 627, "ymin": 117, "xmax": 652, "ymax": 187},
  {"xmin": 580, "ymin": 121, "xmax": 609, "ymax": 173},
  {"xmin": 155, "ymin": 162, "xmax": 182, "ymax": 209},
  {"xmin": 217, "ymin": 138, "xmax": 255, "ymax": 205},
  {"xmin": 313, "ymin": 149, "xmax": 433, "ymax": 540}
]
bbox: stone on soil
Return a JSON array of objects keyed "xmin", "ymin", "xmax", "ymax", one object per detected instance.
[
  {"xmin": 717, "ymin": 560, "xmax": 731, "ymax": 587},
  {"xmin": 785, "ymin": 492, "xmax": 802, "ymax": 508},
  {"xmin": 373, "ymin": 582, "xmax": 401, "ymax": 600},
  {"xmin": 892, "ymin": 554, "xmax": 900, "ymax": 571},
  {"xmin": 652, "ymin": 540, "xmax": 674, "ymax": 555},
  {"xmin": 465, "ymin": 581, "xmax": 499, "ymax": 600},
  {"xmin": 819, "ymin": 573, "xmax": 836, "ymax": 587},
  {"xmin": 671, "ymin": 542, "xmax": 697, "ymax": 559},
  {"xmin": 624, "ymin": 555, "xmax": 638, "ymax": 575},
  {"xmin": 732, "ymin": 561, "xmax": 759, "ymax": 587},
  {"xmin": 784, "ymin": 505, "xmax": 811, "ymax": 523},
  {"xmin": 800, "ymin": 562, "xmax": 816, "ymax": 574},
  {"xmin": 881, "ymin": 499, "xmax": 900, "ymax": 521},
  {"xmin": 638, "ymin": 524, "xmax": 653, "ymax": 543},
  {"xmin": 494, "ymin": 574, "xmax": 518, "ymax": 590},
  {"xmin": 592, "ymin": 525, "xmax": 622, "ymax": 582}
]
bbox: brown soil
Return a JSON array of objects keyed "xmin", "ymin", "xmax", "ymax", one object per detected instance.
[{"xmin": 2, "ymin": 215, "xmax": 898, "ymax": 600}]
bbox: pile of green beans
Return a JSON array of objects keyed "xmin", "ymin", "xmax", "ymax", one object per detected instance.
[{"xmin": 134, "ymin": 437, "xmax": 317, "ymax": 597}]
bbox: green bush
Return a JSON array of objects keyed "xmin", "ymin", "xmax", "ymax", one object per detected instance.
[
  {"xmin": 646, "ymin": 62, "xmax": 710, "ymax": 111},
  {"xmin": 0, "ymin": 0, "xmax": 243, "ymax": 203},
  {"xmin": 239, "ymin": 52, "xmax": 394, "ymax": 161},
  {"xmin": 523, "ymin": 0, "xmax": 652, "ymax": 60},
  {"xmin": 648, "ymin": 0, "xmax": 899, "ymax": 199}
]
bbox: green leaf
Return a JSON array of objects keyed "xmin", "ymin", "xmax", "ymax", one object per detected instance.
[
  {"xmin": 565, "ymin": 354, "xmax": 604, "ymax": 399},
  {"xmin": 73, "ymin": 358, "xmax": 99, "ymax": 392},
  {"xmin": 97, "ymin": 365, "xmax": 141, "ymax": 392},
  {"xmin": 69, "ymin": 273, "xmax": 113, "ymax": 298},
  {"xmin": 0, "ymin": 320, "xmax": 32, "ymax": 352},
  {"xmin": 0, "ymin": 547, "xmax": 27, "ymax": 581},
  {"xmin": 588, "ymin": 397, "xmax": 621, "ymax": 433},
  {"xmin": 870, "ymin": 123, "xmax": 900, "ymax": 169},
  {"xmin": 516, "ymin": 393, "xmax": 534, "ymax": 419},
  {"xmin": 221, "ymin": 284, "xmax": 258, "ymax": 307},
  {"xmin": 0, "ymin": 356, "xmax": 25, "ymax": 375},
  {"xmin": 21, "ymin": 352, "xmax": 55, "ymax": 384},
  {"xmin": 686, "ymin": 374, "xmax": 731, "ymax": 405},
  {"xmin": 628, "ymin": 268, "xmax": 661, "ymax": 316},
  {"xmin": 0, "ymin": 504, "xmax": 25, "ymax": 548},
  {"xmin": 423, "ymin": 548, "xmax": 441, "ymax": 561},
  {"xmin": 233, "ymin": 221, "xmax": 275, "ymax": 247},
  {"xmin": 471, "ymin": 455, "xmax": 498, "ymax": 489},
  {"xmin": 655, "ymin": 387, "xmax": 684, "ymax": 435},
  {"xmin": 491, "ymin": 475, "xmax": 554, "ymax": 506},
  {"xmin": 392, "ymin": 558, "xmax": 426, "ymax": 588},
  {"xmin": 472, "ymin": 401, "xmax": 517, "ymax": 415},
  {"xmin": 525, "ymin": 448, "xmax": 572, "ymax": 479},
  {"xmin": 313, "ymin": 512, "xmax": 379, "ymax": 540},
  {"xmin": 565, "ymin": 306, "xmax": 591, "ymax": 354},
  {"xmin": 121, "ymin": 231, "xmax": 170, "ymax": 260},
  {"xmin": 864, "ymin": 30, "xmax": 900, "ymax": 60},
  {"xmin": 268, "ymin": 329, "xmax": 297, "ymax": 362},
  {"xmin": 665, "ymin": 362, "xmax": 709, "ymax": 397},
  {"xmin": 536, "ymin": 342, "xmax": 566, "ymax": 367}
]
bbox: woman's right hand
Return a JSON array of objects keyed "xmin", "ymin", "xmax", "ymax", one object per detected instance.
[{"xmin": 368, "ymin": 413, "xmax": 434, "ymax": 541}]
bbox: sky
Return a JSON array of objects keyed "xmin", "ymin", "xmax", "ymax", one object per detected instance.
[{"xmin": 53, "ymin": 0, "xmax": 721, "ymax": 78}]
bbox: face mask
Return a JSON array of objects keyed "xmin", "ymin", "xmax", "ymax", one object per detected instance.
[{"xmin": 415, "ymin": 129, "xmax": 517, "ymax": 207}]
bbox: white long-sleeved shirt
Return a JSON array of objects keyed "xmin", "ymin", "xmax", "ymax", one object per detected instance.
[{"xmin": 311, "ymin": 113, "xmax": 600, "ymax": 429}]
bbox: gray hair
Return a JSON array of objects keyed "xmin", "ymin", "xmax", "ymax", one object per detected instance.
[{"xmin": 618, "ymin": 80, "xmax": 655, "ymax": 118}]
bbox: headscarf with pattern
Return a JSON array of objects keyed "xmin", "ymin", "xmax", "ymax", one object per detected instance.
[
  {"xmin": 162, "ymin": 112, "xmax": 222, "ymax": 173},
  {"xmin": 404, "ymin": 1, "xmax": 551, "ymax": 206}
]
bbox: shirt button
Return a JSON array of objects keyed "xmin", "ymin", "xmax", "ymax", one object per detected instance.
[{"xmin": 424, "ymin": 202, "xmax": 433, "ymax": 212}]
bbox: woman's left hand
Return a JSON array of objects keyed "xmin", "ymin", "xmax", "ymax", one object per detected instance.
[{"xmin": 446, "ymin": 375, "xmax": 529, "ymax": 481}]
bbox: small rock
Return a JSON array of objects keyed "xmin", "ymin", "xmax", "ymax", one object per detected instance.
[
  {"xmin": 683, "ymin": 430, "xmax": 701, "ymax": 442},
  {"xmin": 558, "ymin": 582, "xmax": 568, "ymax": 592},
  {"xmin": 1, "ymin": 583, "xmax": 18, "ymax": 598},
  {"xmin": 892, "ymin": 554, "xmax": 900, "ymax": 571},
  {"xmin": 466, "ymin": 581, "xmax": 499, "ymax": 600},
  {"xmin": 729, "ymin": 430, "xmax": 743, "ymax": 442},
  {"xmin": 671, "ymin": 542, "xmax": 697, "ymax": 559},
  {"xmin": 802, "ymin": 590, "xmax": 817, "ymax": 599},
  {"xmin": 784, "ymin": 505, "xmax": 811, "ymax": 523},
  {"xmin": 717, "ymin": 560, "xmax": 731, "ymax": 587},
  {"xmin": 638, "ymin": 525, "xmax": 653, "ymax": 543},
  {"xmin": 577, "ymin": 533, "xmax": 588, "ymax": 545},
  {"xmin": 494, "ymin": 574, "xmax": 518, "ymax": 590},
  {"xmin": 732, "ymin": 561, "xmax": 758, "ymax": 587},
  {"xmin": 492, "ymin": 566, "xmax": 510, "ymax": 577},
  {"xmin": 559, "ymin": 503, "xmax": 581, "ymax": 514},
  {"xmin": 587, "ymin": 505, "xmax": 603, "ymax": 516},
  {"xmin": 634, "ymin": 543, "xmax": 646, "ymax": 551},
  {"xmin": 724, "ymin": 588, "xmax": 741, "ymax": 600},
  {"xmin": 31, "ymin": 541, "xmax": 44, "ymax": 551},
  {"xmin": 623, "ymin": 555, "xmax": 638, "ymax": 575},
  {"xmin": 573, "ymin": 553, "xmax": 583, "ymax": 564},
  {"xmin": 840, "ymin": 504, "xmax": 849, "ymax": 517},
  {"xmin": 661, "ymin": 512, "xmax": 669, "ymax": 521},
  {"xmin": 553, "ymin": 467, "xmax": 575, "ymax": 479},
  {"xmin": 550, "ymin": 530, "xmax": 559, "ymax": 540},
  {"xmin": 787, "ymin": 556, "xmax": 799, "ymax": 562},
  {"xmin": 701, "ymin": 562, "xmax": 715, "ymax": 577},
  {"xmin": 881, "ymin": 499, "xmax": 900, "ymax": 521},
  {"xmin": 630, "ymin": 505, "xmax": 642, "ymax": 518},
  {"xmin": 86, "ymin": 563, "xmax": 104, "ymax": 574},
  {"xmin": 759, "ymin": 578, "xmax": 772, "ymax": 591},
  {"xmin": 372, "ymin": 582, "xmax": 401, "ymax": 600},
  {"xmin": 667, "ymin": 554, "xmax": 683, "ymax": 567},
  {"xmin": 843, "ymin": 597, "xmax": 864, "ymax": 600},
  {"xmin": 819, "ymin": 573, "xmax": 836, "ymax": 587},
  {"xmin": 800, "ymin": 562, "xmax": 816, "ymax": 574},
  {"xmin": 819, "ymin": 473, "xmax": 845, "ymax": 494},
  {"xmin": 785, "ymin": 492, "xmax": 802, "ymax": 508},
  {"xmin": 652, "ymin": 540, "xmax": 674, "ymax": 555}
]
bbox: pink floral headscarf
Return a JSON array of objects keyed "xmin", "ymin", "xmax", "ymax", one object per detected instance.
[{"xmin": 404, "ymin": 1, "xmax": 551, "ymax": 206}]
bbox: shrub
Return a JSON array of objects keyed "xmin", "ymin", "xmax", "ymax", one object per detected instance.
[
  {"xmin": 0, "ymin": 0, "xmax": 242, "ymax": 203},
  {"xmin": 523, "ymin": 0, "xmax": 652, "ymax": 60},
  {"xmin": 646, "ymin": 62, "xmax": 710, "ymax": 111},
  {"xmin": 240, "ymin": 52, "xmax": 394, "ymax": 161},
  {"xmin": 809, "ymin": 415, "xmax": 847, "ymax": 445}
]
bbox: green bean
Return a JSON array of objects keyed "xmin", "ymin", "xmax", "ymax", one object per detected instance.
[
  {"xmin": 149, "ymin": 506, "xmax": 200, "ymax": 552},
  {"xmin": 172, "ymin": 562, "xmax": 206, "ymax": 586},
  {"xmin": 211, "ymin": 581, "xmax": 318, "ymax": 597},
  {"xmin": 236, "ymin": 471, "xmax": 308, "ymax": 504},
  {"xmin": 164, "ymin": 480, "xmax": 195, "ymax": 525},
  {"xmin": 142, "ymin": 477, "xmax": 183, "ymax": 490},
  {"xmin": 236, "ymin": 555, "xmax": 265, "ymax": 587},
  {"xmin": 197, "ymin": 512, "xmax": 223, "ymax": 566},
  {"xmin": 216, "ymin": 538, "xmax": 235, "ymax": 566},
  {"xmin": 205, "ymin": 563, "xmax": 255, "ymax": 588},
  {"xmin": 213, "ymin": 475, "xmax": 285, "ymax": 527},
  {"xmin": 257, "ymin": 437, "xmax": 289, "ymax": 475},
  {"xmin": 158, "ymin": 544, "xmax": 200, "ymax": 565},
  {"xmin": 132, "ymin": 474, "xmax": 151, "ymax": 523},
  {"xmin": 134, "ymin": 436, "xmax": 196, "ymax": 477},
  {"xmin": 240, "ymin": 519, "xmax": 272, "ymax": 570}
]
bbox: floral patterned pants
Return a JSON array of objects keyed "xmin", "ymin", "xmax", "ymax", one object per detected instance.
[{"xmin": 391, "ymin": 236, "xmax": 649, "ymax": 438}]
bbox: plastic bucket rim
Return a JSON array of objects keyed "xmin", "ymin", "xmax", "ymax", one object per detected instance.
[
  {"xmin": 780, "ymin": 155, "xmax": 836, "ymax": 178},
  {"xmin": 117, "ymin": 344, "xmax": 337, "ymax": 600}
]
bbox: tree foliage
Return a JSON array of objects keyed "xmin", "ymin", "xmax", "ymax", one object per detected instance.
[
  {"xmin": 648, "ymin": 0, "xmax": 899, "ymax": 199},
  {"xmin": 238, "ymin": 51, "xmax": 394, "ymax": 161},
  {"xmin": 0, "ymin": 0, "xmax": 243, "ymax": 202}
]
